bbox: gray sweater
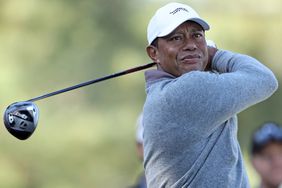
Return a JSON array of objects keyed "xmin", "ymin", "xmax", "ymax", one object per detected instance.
[{"xmin": 142, "ymin": 50, "xmax": 278, "ymax": 188}]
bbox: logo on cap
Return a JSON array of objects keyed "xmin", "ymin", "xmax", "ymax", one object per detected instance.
[{"xmin": 170, "ymin": 7, "xmax": 189, "ymax": 15}]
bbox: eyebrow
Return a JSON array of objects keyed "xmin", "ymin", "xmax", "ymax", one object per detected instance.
[{"xmin": 165, "ymin": 28, "xmax": 204, "ymax": 37}]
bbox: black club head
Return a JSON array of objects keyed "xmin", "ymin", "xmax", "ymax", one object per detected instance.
[{"xmin": 3, "ymin": 101, "xmax": 39, "ymax": 140}]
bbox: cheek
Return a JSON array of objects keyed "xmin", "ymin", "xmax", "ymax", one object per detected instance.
[
  {"xmin": 253, "ymin": 159, "xmax": 271, "ymax": 174},
  {"xmin": 158, "ymin": 48, "xmax": 178, "ymax": 64},
  {"xmin": 159, "ymin": 44, "xmax": 178, "ymax": 56}
]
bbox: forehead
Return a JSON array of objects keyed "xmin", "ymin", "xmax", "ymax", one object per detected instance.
[
  {"xmin": 261, "ymin": 142, "xmax": 282, "ymax": 154},
  {"xmin": 171, "ymin": 21, "xmax": 204, "ymax": 34}
]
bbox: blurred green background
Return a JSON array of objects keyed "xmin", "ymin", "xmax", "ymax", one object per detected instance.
[{"xmin": 0, "ymin": 0, "xmax": 281, "ymax": 187}]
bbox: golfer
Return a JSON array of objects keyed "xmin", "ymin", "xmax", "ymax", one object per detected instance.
[{"xmin": 142, "ymin": 2, "xmax": 278, "ymax": 188}]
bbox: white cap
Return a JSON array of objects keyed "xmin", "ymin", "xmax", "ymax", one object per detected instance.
[
  {"xmin": 136, "ymin": 113, "xmax": 144, "ymax": 144},
  {"xmin": 147, "ymin": 2, "xmax": 210, "ymax": 45}
]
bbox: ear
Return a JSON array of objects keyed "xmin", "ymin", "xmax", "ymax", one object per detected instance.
[{"xmin": 146, "ymin": 45, "xmax": 160, "ymax": 63}]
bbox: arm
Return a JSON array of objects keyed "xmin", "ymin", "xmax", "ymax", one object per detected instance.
[{"xmin": 165, "ymin": 50, "xmax": 278, "ymax": 135}]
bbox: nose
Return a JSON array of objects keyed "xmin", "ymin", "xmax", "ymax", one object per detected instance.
[{"xmin": 182, "ymin": 38, "xmax": 197, "ymax": 51}]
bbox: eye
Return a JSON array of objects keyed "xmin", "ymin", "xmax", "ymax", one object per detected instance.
[
  {"xmin": 194, "ymin": 33, "xmax": 203, "ymax": 38},
  {"xmin": 169, "ymin": 35, "xmax": 183, "ymax": 41}
]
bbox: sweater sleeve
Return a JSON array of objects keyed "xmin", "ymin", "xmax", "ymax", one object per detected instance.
[{"xmin": 164, "ymin": 50, "xmax": 278, "ymax": 136}]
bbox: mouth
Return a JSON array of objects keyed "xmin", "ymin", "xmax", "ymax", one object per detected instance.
[{"xmin": 180, "ymin": 55, "xmax": 201, "ymax": 64}]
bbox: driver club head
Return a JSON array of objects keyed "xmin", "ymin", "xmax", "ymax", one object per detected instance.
[{"xmin": 3, "ymin": 101, "xmax": 39, "ymax": 140}]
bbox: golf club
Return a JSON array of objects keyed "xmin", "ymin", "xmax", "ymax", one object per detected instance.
[{"xmin": 3, "ymin": 62, "xmax": 156, "ymax": 140}]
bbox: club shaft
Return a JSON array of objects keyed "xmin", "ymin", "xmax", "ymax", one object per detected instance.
[{"xmin": 27, "ymin": 62, "xmax": 156, "ymax": 102}]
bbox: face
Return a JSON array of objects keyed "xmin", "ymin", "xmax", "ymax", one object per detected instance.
[
  {"xmin": 147, "ymin": 21, "xmax": 208, "ymax": 77},
  {"xmin": 252, "ymin": 142, "xmax": 282, "ymax": 187}
]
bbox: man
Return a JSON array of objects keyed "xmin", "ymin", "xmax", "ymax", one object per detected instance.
[
  {"xmin": 251, "ymin": 122, "xmax": 282, "ymax": 188},
  {"xmin": 142, "ymin": 2, "xmax": 278, "ymax": 188}
]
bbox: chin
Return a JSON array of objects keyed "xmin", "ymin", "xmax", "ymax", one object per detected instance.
[
  {"xmin": 186, "ymin": 67, "xmax": 202, "ymax": 72},
  {"xmin": 179, "ymin": 69, "xmax": 197, "ymax": 76}
]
